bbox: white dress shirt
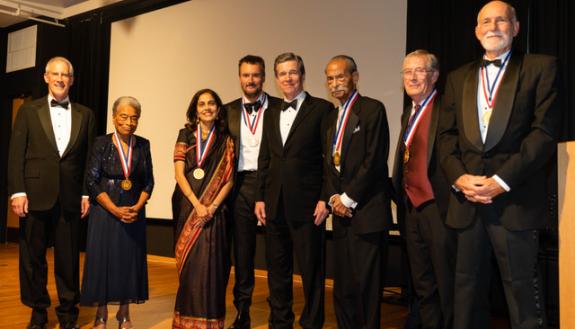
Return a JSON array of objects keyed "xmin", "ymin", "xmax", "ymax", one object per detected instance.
[
  {"xmin": 332, "ymin": 102, "xmax": 358, "ymax": 209},
  {"xmin": 238, "ymin": 94, "xmax": 268, "ymax": 172},
  {"xmin": 279, "ymin": 91, "xmax": 306, "ymax": 145},
  {"xmin": 48, "ymin": 95, "xmax": 72, "ymax": 157},
  {"xmin": 476, "ymin": 50, "xmax": 511, "ymax": 192}
]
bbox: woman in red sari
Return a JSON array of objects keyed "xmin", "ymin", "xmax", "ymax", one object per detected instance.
[{"xmin": 171, "ymin": 89, "xmax": 234, "ymax": 329}]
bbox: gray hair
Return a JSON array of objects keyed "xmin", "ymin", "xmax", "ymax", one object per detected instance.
[
  {"xmin": 328, "ymin": 55, "xmax": 358, "ymax": 74},
  {"xmin": 274, "ymin": 52, "xmax": 305, "ymax": 77},
  {"xmin": 45, "ymin": 56, "xmax": 74, "ymax": 76},
  {"xmin": 404, "ymin": 49, "xmax": 439, "ymax": 71},
  {"xmin": 112, "ymin": 96, "xmax": 142, "ymax": 116}
]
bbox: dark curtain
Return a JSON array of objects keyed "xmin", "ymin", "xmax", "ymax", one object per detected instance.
[{"xmin": 67, "ymin": 13, "xmax": 111, "ymax": 136}]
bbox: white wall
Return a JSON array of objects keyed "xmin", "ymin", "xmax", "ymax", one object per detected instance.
[{"xmin": 108, "ymin": 0, "xmax": 407, "ymax": 219}]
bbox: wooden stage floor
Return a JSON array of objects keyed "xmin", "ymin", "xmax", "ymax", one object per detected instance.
[{"xmin": 0, "ymin": 243, "xmax": 410, "ymax": 328}]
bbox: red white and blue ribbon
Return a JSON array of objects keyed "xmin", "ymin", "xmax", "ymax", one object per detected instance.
[
  {"xmin": 403, "ymin": 89, "xmax": 437, "ymax": 147},
  {"xmin": 242, "ymin": 94, "xmax": 266, "ymax": 135},
  {"xmin": 113, "ymin": 131, "xmax": 133, "ymax": 180},
  {"xmin": 481, "ymin": 51, "xmax": 512, "ymax": 108},
  {"xmin": 196, "ymin": 124, "xmax": 216, "ymax": 168},
  {"xmin": 332, "ymin": 90, "xmax": 360, "ymax": 155}
]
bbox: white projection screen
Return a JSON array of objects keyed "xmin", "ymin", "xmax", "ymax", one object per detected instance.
[{"xmin": 108, "ymin": 0, "xmax": 407, "ymax": 220}]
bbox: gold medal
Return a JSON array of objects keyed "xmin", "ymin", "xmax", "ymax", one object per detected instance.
[
  {"xmin": 333, "ymin": 152, "xmax": 341, "ymax": 166},
  {"xmin": 120, "ymin": 179, "xmax": 132, "ymax": 191},
  {"xmin": 482, "ymin": 109, "xmax": 492, "ymax": 126},
  {"xmin": 403, "ymin": 148, "xmax": 410, "ymax": 164},
  {"xmin": 193, "ymin": 168, "xmax": 205, "ymax": 180}
]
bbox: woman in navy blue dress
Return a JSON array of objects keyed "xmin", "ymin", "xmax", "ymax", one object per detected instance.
[{"xmin": 81, "ymin": 96, "xmax": 154, "ymax": 329}]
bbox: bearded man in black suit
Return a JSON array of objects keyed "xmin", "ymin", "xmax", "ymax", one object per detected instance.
[
  {"xmin": 8, "ymin": 56, "xmax": 95, "ymax": 329},
  {"xmin": 323, "ymin": 55, "xmax": 391, "ymax": 329},
  {"xmin": 225, "ymin": 55, "xmax": 281, "ymax": 329},
  {"xmin": 255, "ymin": 52, "xmax": 332, "ymax": 329},
  {"xmin": 438, "ymin": 1, "xmax": 560, "ymax": 328}
]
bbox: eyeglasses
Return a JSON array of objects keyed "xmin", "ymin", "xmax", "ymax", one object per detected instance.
[
  {"xmin": 401, "ymin": 68, "xmax": 433, "ymax": 77},
  {"xmin": 47, "ymin": 72, "xmax": 73, "ymax": 79}
]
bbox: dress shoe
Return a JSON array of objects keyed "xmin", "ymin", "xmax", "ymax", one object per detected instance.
[
  {"xmin": 228, "ymin": 313, "xmax": 251, "ymax": 329},
  {"xmin": 26, "ymin": 323, "xmax": 46, "ymax": 329}
]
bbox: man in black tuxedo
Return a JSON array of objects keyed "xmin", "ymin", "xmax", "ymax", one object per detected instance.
[
  {"xmin": 255, "ymin": 52, "xmax": 332, "ymax": 329},
  {"xmin": 438, "ymin": 1, "xmax": 560, "ymax": 328},
  {"xmin": 8, "ymin": 57, "xmax": 95, "ymax": 329},
  {"xmin": 323, "ymin": 55, "xmax": 391, "ymax": 329},
  {"xmin": 225, "ymin": 55, "xmax": 282, "ymax": 329},
  {"xmin": 392, "ymin": 50, "xmax": 455, "ymax": 329}
]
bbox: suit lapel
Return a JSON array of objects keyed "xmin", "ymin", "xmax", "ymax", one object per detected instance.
[
  {"xmin": 427, "ymin": 99, "xmax": 440, "ymax": 163},
  {"xmin": 325, "ymin": 112, "xmax": 339, "ymax": 176},
  {"xmin": 392, "ymin": 106, "xmax": 411, "ymax": 192},
  {"xmin": 484, "ymin": 54, "xmax": 521, "ymax": 151},
  {"xmin": 229, "ymin": 101, "xmax": 242, "ymax": 158},
  {"xmin": 272, "ymin": 101, "xmax": 283, "ymax": 150},
  {"xmin": 461, "ymin": 61, "xmax": 484, "ymax": 150},
  {"xmin": 62, "ymin": 105, "xmax": 82, "ymax": 158},
  {"xmin": 284, "ymin": 93, "xmax": 314, "ymax": 148},
  {"xmin": 37, "ymin": 99, "xmax": 59, "ymax": 154},
  {"xmin": 340, "ymin": 101, "xmax": 360, "ymax": 167}
]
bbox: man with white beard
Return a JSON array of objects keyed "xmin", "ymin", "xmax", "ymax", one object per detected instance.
[{"xmin": 438, "ymin": 1, "xmax": 560, "ymax": 328}]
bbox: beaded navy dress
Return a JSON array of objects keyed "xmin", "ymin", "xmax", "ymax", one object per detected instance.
[{"xmin": 80, "ymin": 134, "xmax": 154, "ymax": 305}]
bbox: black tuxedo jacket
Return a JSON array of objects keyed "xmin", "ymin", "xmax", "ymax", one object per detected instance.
[
  {"xmin": 391, "ymin": 98, "xmax": 451, "ymax": 222},
  {"xmin": 438, "ymin": 53, "xmax": 560, "ymax": 230},
  {"xmin": 256, "ymin": 92, "xmax": 334, "ymax": 221},
  {"xmin": 8, "ymin": 96, "xmax": 96, "ymax": 212},
  {"xmin": 324, "ymin": 95, "xmax": 392, "ymax": 234},
  {"xmin": 225, "ymin": 93, "xmax": 282, "ymax": 170}
]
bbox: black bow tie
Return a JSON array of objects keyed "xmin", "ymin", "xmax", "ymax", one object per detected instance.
[
  {"xmin": 483, "ymin": 59, "xmax": 502, "ymax": 67},
  {"xmin": 244, "ymin": 100, "xmax": 261, "ymax": 114},
  {"xmin": 281, "ymin": 100, "xmax": 298, "ymax": 112},
  {"xmin": 50, "ymin": 99, "xmax": 69, "ymax": 108}
]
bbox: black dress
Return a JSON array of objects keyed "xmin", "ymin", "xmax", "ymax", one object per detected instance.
[{"xmin": 80, "ymin": 134, "xmax": 154, "ymax": 305}]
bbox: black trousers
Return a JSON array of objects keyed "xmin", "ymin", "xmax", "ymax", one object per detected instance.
[
  {"xmin": 229, "ymin": 171, "xmax": 259, "ymax": 315},
  {"xmin": 265, "ymin": 199, "xmax": 325, "ymax": 329},
  {"xmin": 453, "ymin": 206, "xmax": 546, "ymax": 329},
  {"xmin": 405, "ymin": 200, "xmax": 456, "ymax": 329},
  {"xmin": 332, "ymin": 216, "xmax": 386, "ymax": 329},
  {"xmin": 19, "ymin": 201, "xmax": 80, "ymax": 325}
]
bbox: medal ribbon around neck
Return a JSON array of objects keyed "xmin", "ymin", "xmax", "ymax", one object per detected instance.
[
  {"xmin": 242, "ymin": 94, "xmax": 266, "ymax": 135},
  {"xmin": 332, "ymin": 90, "xmax": 360, "ymax": 155},
  {"xmin": 403, "ymin": 89, "xmax": 437, "ymax": 147},
  {"xmin": 481, "ymin": 51, "xmax": 512, "ymax": 108},
  {"xmin": 113, "ymin": 131, "xmax": 133, "ymax": 181},
  {"xmin": 196, "ymin": 124, "xmax": 216, "ymax": 168}
]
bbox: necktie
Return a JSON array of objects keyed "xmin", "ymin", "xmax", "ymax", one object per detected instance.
[
  {"xmin": 50, "ymin": 99, "xmax": 69, "ymax": 108},
  {"xmin": 483, "ymin": 59, "xmax": 502, "ymax": 67},
  {"xmin": 244, "ymin": 100, "xmax": 261, "ymax": 114},
  {"xmin": 281, "ymin": 100, "xmax": 298, "ymax": 112}
]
